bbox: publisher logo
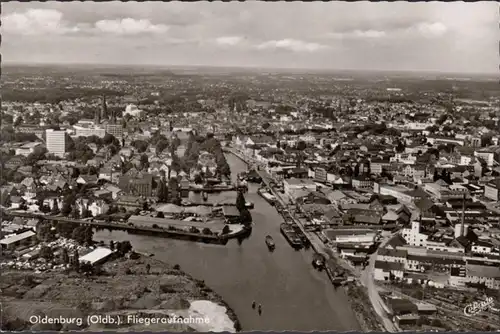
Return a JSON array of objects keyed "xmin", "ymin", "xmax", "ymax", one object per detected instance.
[{"xmin": 463, "ymin": 297, "xmax": 494, "ymax": 316}]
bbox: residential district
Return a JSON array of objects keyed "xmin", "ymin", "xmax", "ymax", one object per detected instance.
[{"xmin": 0, "ymin": 66, "xmax": 499, "ymax": 332}]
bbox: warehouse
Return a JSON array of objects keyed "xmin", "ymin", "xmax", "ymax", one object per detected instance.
[
  {"xmin": 0, "ymin": 230, "xmax": 36, "ymax": 250},
  {"xmin": 79, "ymin": 247, "xmax": 114, "ymax": 266}
]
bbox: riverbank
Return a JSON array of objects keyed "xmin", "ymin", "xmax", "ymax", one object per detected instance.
[{"xmin": 0, "ymin": 255, "xmax": 241, "ymax": 332}]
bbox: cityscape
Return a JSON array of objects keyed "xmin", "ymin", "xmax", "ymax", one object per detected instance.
[{"xmin": 1, "ymin": 1, "xmax": 499, "ymax": 333}]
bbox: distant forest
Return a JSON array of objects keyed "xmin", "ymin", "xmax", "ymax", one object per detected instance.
[{"xmin": 2, "ymin": 88, "xmax": 126, "ymax": 104}]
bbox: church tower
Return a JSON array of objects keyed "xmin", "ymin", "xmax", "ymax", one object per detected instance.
[
  {"xmin": 94, "ymin": 106, "xmax": 101, "ymax": 125},
  {"xmin": 101, "ymin": 95, "xmax": 108, "ymax": 121}
]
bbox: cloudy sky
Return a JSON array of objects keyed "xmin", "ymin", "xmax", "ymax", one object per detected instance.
[{"xmin": 2, "ymin": 1, "xmax": 498, "ymax": 73}]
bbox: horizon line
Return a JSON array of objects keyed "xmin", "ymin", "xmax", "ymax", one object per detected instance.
[{"xmin": 2, "ymin": 61, "xmax": 498, "ymax": 77}]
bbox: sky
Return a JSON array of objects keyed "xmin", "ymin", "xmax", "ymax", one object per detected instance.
[{"xmin": 2, "ymin": 1, "xmax": 499, "ymax": 74}]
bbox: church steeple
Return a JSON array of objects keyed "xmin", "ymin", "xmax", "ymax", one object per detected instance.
[
  {"xmin": 101, "ymin": 95, "xmax": 108, "ymax": 121},
  {"xmin": 94, "ymin": 105, "xmax": 101, "ymax": 124}
]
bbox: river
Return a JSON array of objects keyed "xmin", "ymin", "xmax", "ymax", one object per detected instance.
[{"xmin": 94, "ymin": 153, "xmax": 361, "ymax": 331}]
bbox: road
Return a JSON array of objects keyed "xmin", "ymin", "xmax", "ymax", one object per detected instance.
[{"xmin": 360, "ymin": 238, "xmax": 399, "ymax": 332}]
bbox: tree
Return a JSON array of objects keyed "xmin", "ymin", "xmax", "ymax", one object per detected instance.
[
  {"xmin": 80, "ymin": 262, "xmax": 94, "ymax": 276},
  {"xmin": 61, "ymin": 248, "xmax": 70, "ymax": 265},
  {"xmin": 436, "ymin": 114, "xmax": 448, "ymax": 125},
  {"xmin": 131, "ymin": 140, "xmax": 149, "ymax": 153},
  {"xmin": 140, "ymin": 153, "xmax": 149, "ymax": 170},
  {"xmin": 39, "ymin": 246, "xmax": 54, "ymax": 261},
  {"xmin": 364, "ymin": 161, "xmax": 371, "ymax": 176},
  {"xmin": 156, "ymin": 211, "xmax": 165, "ymax": 218},
  {"xmin": 146, "ymin": 263, "xmax": 151, "ymax": 274},
  {"xmin": 170, "ymin": 135, "xmax": 181, "ymax": 152},
  {"xmin": 353, "ymin": 164, "xmax": 360, "ymax": 177},
  {"xmin": 72, "ymin": 227, "xmax": 85, "ymax": 244},
  {"xmin": 61, "ymin": 193, "xmax": 76, "ymax": 216},
  {"xmin": 168, "ymin": 177, "xmax": 180, "ymax": 203},
  {"xmin": 221, "ymin": 225, "xmax": 230, "ymax": 235},
  {"xmin": 83, "ymin": 225, "xmax": 93, "ymax": 245},
  {"xmin": 155, "ymin": 139, "xmax": 169, "ymax": 155},
  {"xmin": 236, "ymin": 191, "xmax": 246, "ymax": 212},
  {"xmin": 51, "ymin": 201, "xmax": 60, "ymax": 215},
  {"xmin": 296, "ymin": 141, "xmax": 307, "ymax": 151},
  {"xmin": 156, "ymin": 179, "xmax": 169, "ymax": 203},
  {"xmin": 13, "ymin": 116, "xmax": 23, "ymax": 127},
  {"xmin": 109, "ymin": 240, "xmax": 115, "ymax": 251},
  {"xmin": 432, "ymin": 169, "xmax": 439, "ymax": 181},
  {"xmin": 117, "ymin": 241, "xmax": 133, "ymax": 256},
  {"xmin": 194, "ymin": 174, "xmax": 203, "ymax": 184},
  {"xmin": 26, "ymin": 146, "xmax": 48, "ymax": 165},
  {"xmin": 40, "ymin": 205, "xmax": 51, "ymax": 214},
  {"xmin": 240, "ymin": 208, "xmax": 252, "ymax": 225},
  {"xmin": 70, "ymin": 206, "xmax": 80, "ymax": 219},
  {"xmin": 396, "ymin": 140, "xmax": 405, "ymax": 153},
  {"xmin": 103, "ymin": 133, "xmax": 118, "ymax": 146}
]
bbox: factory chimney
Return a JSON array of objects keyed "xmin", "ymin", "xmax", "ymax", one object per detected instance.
[{"xmin": 460, "ymin": 193, "xmax": 466, "ymax": 237}]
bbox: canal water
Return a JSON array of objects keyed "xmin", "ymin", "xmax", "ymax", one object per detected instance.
[{"xmin": 94, "ymin": 153, "xmax": 361, "ymax": 331}]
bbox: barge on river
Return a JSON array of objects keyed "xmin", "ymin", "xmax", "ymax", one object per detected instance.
[
  {"xmin": 265, "ymin": 235, "xmax": 276, "ymax": 251},
  {"xmin": 258, "ymin": 188, "xmax": 277, "ymax": 206},
  {"xmin": 280, "ymin": 223, "xmax": 303, "ymax": 249},
  {"xmin": 290, "ymin": 222, "xmax": 310, "ymax": 246}
]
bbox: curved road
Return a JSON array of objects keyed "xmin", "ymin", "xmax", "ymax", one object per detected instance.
[{"xmin": 95, "ymin": 153, "xmax": 361, "ymax": 331}]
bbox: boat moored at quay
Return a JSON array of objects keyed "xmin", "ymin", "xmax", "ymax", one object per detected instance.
[
  {"xmin": 257, "ymin": 188, "xmax": 277, "ymax": 206},
  {"xmin": 280, "ymin": 223, "xmax": 303, "ymax": 249}
]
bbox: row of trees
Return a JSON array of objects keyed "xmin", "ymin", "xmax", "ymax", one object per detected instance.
[{"xmin": 155, "ymin": 175, "xmax": 182, "ymax": 205}]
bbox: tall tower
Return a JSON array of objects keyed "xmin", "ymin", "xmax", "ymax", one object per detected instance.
[
  {"xmin": 94, "ymin": 107, "xmax": 101, "ymax": 125},
  {"xmin": 101, "ymin": 95, "xmax": 108, "ymax": 121},
  {"xmin": 460, "ymin": 193, "xmax": 466, "ymax": 237}
]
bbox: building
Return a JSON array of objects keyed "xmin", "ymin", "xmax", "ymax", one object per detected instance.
[
  {"xmin": 465, "ymin": 264, "xmax": 500, "ymax": 290},
  {"xmin": 375, "ymin": 184, "xmax": 425, "ymax": 204},
  {"xmin": 423, "ymin": 182, "xmax": 469, "ymax": 201},
  {"xmin": 105, "ymin": 123, "xmax": 124, "ymax": 138},
  {"xmin": 118, "ymin": 174, "xmax": 154, "ymax": 197},
  {"xmin": 484, "ymin": 178, "xmax": 500, "ymax": 202},
  {"xmin": 45, "ymin": 129, "xmax": 66, "ymax": 157},
  {"xmin": 79, "ymin": 247, "xmax": 114, "ymax": 266},
  {"xmin": 313, "ymin": 167, "xmax": 327, "ymax": 182},
  {"xmin": 474, "ymin": 151, "xmax": 495, "ymax": 167},
  {"xmin": 374, "ymin": 261, "xmax": 405, "ymax": 281},
  {"xmin": 352, "ymin": 176, "xmax": 373, "ymax": 190},
  {"xmin": 17, "ymin": 125, "xmax": 46, "ymax": 139},
  {"xmin": 15, "ymin": 142, "xmax": 43, "ymax": 156},
  {"xmin": 401, "ymin": 221, "xmax": 429, "ymax": 247},
  {"xmin": 0, "ymin": 230, "xmax": 36, "ymax": 250},
  {"xmin": 427, "ymin": 136, "xmax": 465, "ymax": 146},
  {"xmin": 283, "ymin": 178, "xmax": 316, "ymax": 196},
  {"xmin": 325, "ymin": 229, "xmax": 376, "ymax": 244},
  {"xmin": 74, "ymin": 125, "xmax": 106, "ymax": 138}
]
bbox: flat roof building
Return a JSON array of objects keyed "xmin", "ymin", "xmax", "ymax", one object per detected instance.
[
  {"xmin": 46, "ymin": 129, "xmax": 66, "ymax": 157},
  {"xmin": 79, "ymin": 247, "xmax": 114, "ymax": 266}
]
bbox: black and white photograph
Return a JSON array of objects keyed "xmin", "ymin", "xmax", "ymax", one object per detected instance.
[{"xmin": 0, "ymin": 1, "xmax": 499, "ymax": 333}]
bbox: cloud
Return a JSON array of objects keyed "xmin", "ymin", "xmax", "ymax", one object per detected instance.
[
  {"xmin": 2, "ymin": 9, "xmax": 80, "ymax": 35},
  {"xmin": 327, "ymin": 29, "xmax": 387, "ymax": 39},
  {"xmin": 353, "ymin": 30, "xmax": 386, "ymax": 38},
  {"xmin": 95, "ymin": 18, "xmax": 169, "ymax": 35},
  {"xmin": 413, "ymin": 22, "xmax": 448, "ymax": 37},
  {"xmin": 215, "ymin": 36, "xmax": 243, "ymax": 46},
  {"xmin": 256, "ymin": 39, "xmax": 328, "ymax": 52}
]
